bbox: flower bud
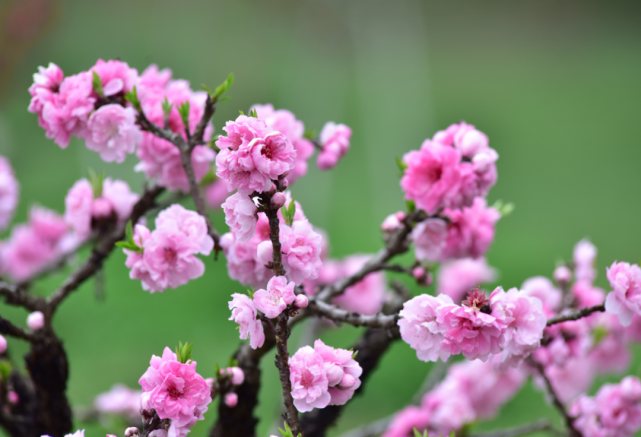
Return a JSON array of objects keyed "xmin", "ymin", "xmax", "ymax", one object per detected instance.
[
  {"xmin": 395, "ymin": 211, "xmax": 407, "ymax": 221},
  {"xmin": 554, "ymin": 266, "xmax": 572, "ymax": 285},
  {"xmin": 229, "ymin": 367, "xmax": 245, "ymax": 385},
  {"xmin": 0, "ymin": 335, "xmax": 7, "ymax": 354},
  {"xmin": 339, "ymin": 374, "xmax": 356, "ymax": 389},
  {"xmin": 257, "ymin": 240, "xmax": 274, "ymax": 266},
  {"xmin": 325, "ymin": 363, "xmax": 345, "ymax": 387},
  {"xmin": 125, "ymin": 427, "xmax": 140, "ymax": 437},
  {"xmin": 413, "ymin": 267, "xmax": 426, "ymax": 280},
  {"xmin": 224, "ymin": 392, "xmax": 238, "ymax": 408},
  {"xmin": 294, "ymin": 294, "xmax": 308, "ymax": 309},
  {"xmin": 271, "ymin": 192, "xmax": 286, "ymax": 209},
  {"xmin": 278, "ymin": 178, "xmax": 289, "ymax": 191},
  {"xmin": 27, "ymin": 311, "xmax": 44, "ymax": 331},
  {"xmin": 7, "ymin": 391, "xmax": 18, "ymax": 404}
]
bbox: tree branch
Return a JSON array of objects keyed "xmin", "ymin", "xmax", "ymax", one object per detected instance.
[
  {"xmin": 306, "ymin": 298, "xmax": 398, "ymax": 329},
  {"xmin": 189, "ymin": 94, "xmax": 215, "ymax": 150},
  {"xmin": 546, "ymin": 304, "xmax": 605, "ymax": 326},
  {"xmin": 0, "ymin": 283, "xmax": 42, "ymax": 312},
  {"xmin": 275, "ymin": 310, "xmax": 302, "ymax": 436},
  {"xmin": 0, "ymin": 316, "xmax": 39, "ymax": 343}
]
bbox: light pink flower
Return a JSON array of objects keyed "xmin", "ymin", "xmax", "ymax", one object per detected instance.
[
  {"xmin": 381, "ymin": 211, "xmax": 406, "ymax": 233},
  {"xmin": 521, "ymin": 276, "xmax": 562, "ymax": 317},
  {"xmin": 220, "ymin": 228, "xmax": 273, "ymax": 290},
  {"xmin": 280, "ymin": 220, "xmax": 323, "ymax": 284},
  {"xmin": 398, "ymin": 293, "xmax": 454, "ymax": 362},
  {"xmin": 250, "ymin": 132, "xmax": 296, "ymax": 180},
  {"xmin": 574, "ymin": 239, "xmax": 597, "ymax": 284},
  {"xmin": 289, "ymin": 346, "xmax": 331, "ymax": 412},
  {"xmin": 333, "ymin": 255, "xmax": 387, "ymax": 316},
  {"xmin": 412, "ymin": 218, "xmax": 448, "ymax": 262},
  {"xmin": 155, "ymin": 204, "xmax": 213, "ymax": 255},
  {"xmin": 253, "ymin": 276, "xmax": 296, "ymax": 318},
  {"xmin": 401, "ymin": 140, "xmax": 462, "ymax": 215},
  {"xmin": 317, "ymin": 122, "xmax": 352, "ymax": 171},
  {"xmin": 222, "ymin": 367, "xmax": 245, "ymax": 386},
  {"xmin": 437, "ymin": 258, "xmax": 497, "ymax": 304},
  {"xmin": 64, "ymin": 179, "xmax": 94, "ymax": 240},
  {"xmin": 84, "ymin": 104, "xmax": 141, "ymax": 163},
  {"xmin": 229, "ymin": 293, "xmax": 265, "ymax": 349},
  {"xmin": 28, "ymin": 63, "xmax": 64, "ymax": 123},
  {"xmin": 27, "ymin": 311, "xmax": 44, "ymax": 330},
  {"xmin": 0, "ymin": 335, "xmax": 6, "ymax": 354},
  {"xmin": 101, "ymin": 178, "xmax": 139, "ymax": 221},
  {"xmin": 94, "ymin": 384, "xmax": 141, "ymax": 419},
  {"xmin": 124, "ymin": 224, "xmax": 158, "ymax": 291},
  {"xmin": 313, "ymin": 339, "xmax": 362, "ymax": 406},
  {"xmin": 139, "ymin": 347, "xmax": 212, "ymax": 437},
  {"xmin": 490, "ymin": 287, "xmax": 546, "ymax": 369},
  {"xmin": 0, "ymin": 157, "xmax": 19, "ymax": 231},
  {"xmin": 587, "ymin": 313, "xmax": 630, "ymax": 374},
  {"xmin": 204, "ymin": 179, "xmax": 229, "ymax": 210},
  {"xmin": 30, "ymin": 206, "xmax": 68, "ymax": 243},
  {"xmin": 553, "ymin": 265, "xmax": 572, "ymax": 285},
  {"xmin": 91, "ymin": 59, "xmax": 138, "ymax": 97},
  {"xmin": 222, "ymin": 192, "xmax": 258, "ymax": 242},
  {"xmin": 605, "ymin": 261, "xmax": 641, "ymax": 327},
  {"xmin": 440, "ymin": 197, "xmax": 500, "ymax": 260},
  {"xmin": 382, "ymin": 406, "xmax": 430, "ymax": 437},
  {"xmin": 573, "ymin": 281, "xmax": 606, "ymax": 308},
  {"xmin": 421, "ymin": 380, "xmax": 475, "ymax": 436}
]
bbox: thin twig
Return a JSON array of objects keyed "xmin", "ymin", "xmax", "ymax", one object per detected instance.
[
  {"xmin": 0, "ymin": 282, "xmax": 42, "ymax": 312},
  {"xmin": 274, "ymin": 311, "xmax": 302, "ymax": 436},
  {"xmin": 0, "ymin": 316, "xmax": 39, "ymax": 342},
  {"xmin": 189, "ymin": 94, "xmax": 216, "ymax": 150},
  {"xmin": 306, "ymin": 298, "xmax": 399, "ymax": 328},
  {"xmin": 546, "ymin": 304, "xmax": 605, "ymax": 326}
]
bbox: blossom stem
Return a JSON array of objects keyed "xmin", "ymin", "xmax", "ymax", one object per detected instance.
[
  {"xmin": 306, "ymin": 298, "xmax": 399, "ymax": 328},
  {"xmin": 546, "ymin": 303, "xmax": 605, "ymax": 326},
  {"xmin": 265, "ymin": 205, "xmax": 287, "ymax": 277},
  {"xmin": 274, "ymin": 311, "xmax": 303, "ymax": 436}
]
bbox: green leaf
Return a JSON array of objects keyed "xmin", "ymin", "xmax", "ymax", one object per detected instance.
[
  {"xmin": 124, "ymin": 86, "xmax": 141, "ymax": 111},
  {"xmin": 491, "ymin": 200, "xmax": 515, "ymax": 217},
  {"xmin": 201, "ymin": 84, "xmax": 213, "ymax": 95},
  {"xmin": 395, "ymin": 156, "xmax": 408, "ymax": 172},
  {"xmin": 351, "ymin": 350, "xmax": 359, "ymax": 359},
  {"xmin": 303, "ymin": 128, "xmax": 317, "ymax": 140},
  {"xmin": 217, "ymin": 96, "xmax": 231, "ymax": 102},
  {"xmin": 125, "ymin": 221, "xmax": 134, "ymax": 243},
  {"xmin": 0, "ymin": 360, "xmax": 12, "ymax": 380},
  {"xmin": 199, "ymin": 169, "xmax": 217, "ymax": 187},
  {"xmin": 246, "ymin": 287, "xmax": 255, "ymax": 299},
  {"xmin": 248, "ymin": 108, "xmax": 258, "ymax": 118},
  {"xmin": 238, "ymin": 110, "xmax": 245, "ymax": 116},
  {"xmin": 406, "ymin": 200, "xmax": 416, "ymax": 213},
  {"xmin": 412, "ymin": 428, "xmax": 425, "ymax": 437},
  {"xmin": 92, "ymin": 71, "xmax": 104, "ymax": 97},
  {"xmin": 162, "ymin": 97, "xmax": 173, "ymax": 116},
  {"xmin": 178, "ymin": 102, "xmax": 191, "ymax": 130},
  {"xmin": 87, "ymin": 168, "xmax": 104, "ymax": 198},
  {"xmin": 287, "ymin": 197, "xmax": 296, "ymax": 223},
  {"xmin": 278, "ymin": 421, "xmax": 294, "ymax": 437},
  {"xmin": 212, "ymin": 72, "xmax": 234, "ymax": 102},
  {"xmin": 214, "ymin": 363, "xmax": 221, "ymax": 379},
  {"xmin": 593, "ymin": 325, "xmax": 608, "ymax": 345},
  {"xmin": 280, "ymin": 205, "xmax": 291, "ymax": 226},
  {"xmin": 449, "ymin": 431, "xmax": 456, "ymax": 437}
]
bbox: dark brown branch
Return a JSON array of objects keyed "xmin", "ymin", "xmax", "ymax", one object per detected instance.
[
  {"xmin": 141, "ymin": 409, "xmax": 170, "ymax": 437},
  {"xmin": 546, "ymin": 304, "xmax": 605, "ymax": 326},
  {"xmin": 275, "ymin": 311, "xmax": 302, "ymax": 436},
  {"xmin": 470, "ymin": 420, "xmax": 562, "ymax": 437},
  {"xmin": 136, "ymin": 110, "xmax": 184, "ymax": 146},
  {"xmin": 189, "ymin": 94, "xmax": 215, "ymax": 150},
  {"xmin": 306, "ymin": 299, "xmax": 398, "ymax": 328},
  {"xmin": 0, "ymin": 316, "xmax": 39, "ymax": 343},
  {"xmin": 0, "ymin": 283, "xmax": 42, "ymax": 312},
  {"xmin": 265, "ymin": 207, "xmax": 287, "ymax": 277},
  {"xmin": 47, "ymin": 184, "xmax": 165, "ymax": 312}
]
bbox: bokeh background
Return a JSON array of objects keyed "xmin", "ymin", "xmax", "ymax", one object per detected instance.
[{"xmin": 0, "ymin": 0, "xmax": 640, "ymax": 435}]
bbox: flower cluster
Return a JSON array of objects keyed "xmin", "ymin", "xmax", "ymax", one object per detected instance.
[
  {"xmin": 316, "ymin": 122, "xmax": 352, "ymax": 170},
  {"xmin": 123, "ymin": 204, "xmax": 213, "ymax": 293},
  {"xmin": 570, "ymin": 376, "xmax": 641, "ymax": 437},
  {"xmin": 605, "ymin": 261, "xmax": 641, "ymax": 327},
  {"xmin": 436, "ymin": 257, "xmax": 497, "ymax": 304},
  {"xmin": 399, "ymin": 287, "xmax": 546, "ymax": 366},
  {"xmin": 384, "ymin": 359, "xmax": 526, "ymax": 437},
  {"xmin": 289, "ymin": 339, "xmax": 362, "ymax": 412},
  {"xmin": 94, "ymin": 384, "xmax": 142, "ymax": 420},
  {"xmin": 0, "ymin": 156, "xmax": 18, "ymax": 231},
  {"xmin": 139, "ymin": 347, "xmax": 212, "ymax": 437}
]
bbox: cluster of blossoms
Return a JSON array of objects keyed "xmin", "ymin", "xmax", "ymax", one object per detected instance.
[
  {"xmin": 288, "ymin": 339, "xmax": 362, "ymax": 412},
  {"xmin": 124, "ymin": 204, "xmax": 213, "ymax": 293},
  {"xmin": 385, "ymin": 359, "xmax": 526, "ymax": 437},
  {"xmin": 316, "ymin": 122, "xmax": 352, "ymax": 170},
  {"xmin": 93, "ymin": 384, "xmax": 142, "ymax": 421}
]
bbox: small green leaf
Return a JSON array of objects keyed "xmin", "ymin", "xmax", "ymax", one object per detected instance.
[
  {"xmin": 449, "ymin": 431, "xmax": 456, "ymax": 437},
  {"xmin": 125, "ymin": 221, "xmax": 134, "ymax": 243},
  {"xmin": 351, "ymin": 350, "xmax": 359, "ymax": 359},
  {"xmin": 246, "ymin": 288, "xmax": 255, "ymax": 299},
  {"xmin": 287, "ymin": 197, "xmax": 296, "ymax": 223},
  {"xmin": 593, "ymin": 325, "xmax": 608, "ymax": 345},
  {"xmin": 303, "ymin": 128, "xmax": 317, "ymax": 140},
  {"xmin": 214, "ymin": 363, "xmax": 221, "ymax": 379},
  {"xmin": 87, "ymin": 168, "xmax": 104, "ymax": 198},
  {"xmin": 280, "ymin": 205, "xmax": 291, "ymax": 226},
  {"xmin": 201, "ymin": 84, "xmax": 213, "ymax": 95},
  {"xmin": 238, "ymin": 110, "xmax": 245, "ymax": 116},
  {"xmin": 162, "ymin": 97, "xmax": 173, "ymax": 116},
  {"xmin": 406, "ymin": 200, "xmax": 416, "ymax": 213},
  {"xmin": 217, "ymin": 96, "xmax": 231, "ymax": 102},
  {"xmin": 92, "ymin": 71, "xmax": 104, "ymax": 97},
  {"xmin": 0, "ymin": 360, "xmax": 12, "ymax": 380},
  {"xmin": 199, "ymin": 169, "xmax": 217, "ymax": 187},
  {"xmin": 412, "ymin": 428, "xmax": 423, "ymax": 437},
  {"xmin": 395, "ymin": 156, "xmax": 408, "ymax": 172},
  {"xmin": 212, "ymin": 73, "xmax": 234, "ymax": 101},
  {"xmin": 491, "ymin": 200, "xmax": 515, "ymax": 217},
  {"xmin": 124, "ymin": 86, "xmax": 141, "ymax": 111},
  {"xmin": 248, "ymin": 108, "xmax": 258, "ymax": 118},
  {"xmin": 178, "ymin": 101, "xmax": 191, "ymax": 130}
]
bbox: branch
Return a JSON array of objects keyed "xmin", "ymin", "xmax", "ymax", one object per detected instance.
[
  {"xmin": 546, "ymin": 304, "xmax": 605, "ymax": 326},
  {"xmin": 275, "ymin": 310, "xmax": 303, "ymax": 436},
  {"xmin": 136, "ymin": 110, "xmax": 184, "ymax": 146},
  {"xmin": 140, "ymin": 409, "xmax": 170, "ymax": 437},
  {"xmin": 0, "ymin": 316, "xmax": 39, "ymax": 342},
  {"xmin": 306, "ymin": 299, "xmax": 398, "ymax": 329},
  {"xmin": 0, "ymin": 282, "xmax": 42, "ymax": 312},
  {"xmin": 470, "ymin": 420, "xmax": 562, "ymax": 437},
  {"xmin": 47, "ymin": 184, "xmax": 165, "ymax": 312},
  {"xmin": 265, "ymin": 204, "xmax": 286, "ymax": 277},
  {"xmin": 189, "ymin": 94, "xmax": 215, "ymax": 150}
]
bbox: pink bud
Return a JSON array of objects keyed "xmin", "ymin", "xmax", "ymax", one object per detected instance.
[
  {"xmin": 294, "ymin": 294, "xmax": 308, "ymax": 309},
  {"xmin": 340, "ymin": 374, "xmax": 356, "ymax": 389},
  {"xmin": 554, "ymin": 266, "xmax": 572, "ymax": 284},
  {"xmin": 229, "ymin": 367, "xmax": 245, "ymax": 385},
  {"xmin": 257, "ymin": 240, "xmax": 274, "ymax": 266},
  {"xmin": 424, "ymin": 272, "xmax": 433, "ymax": 287},
  {"xmin": 0, "ymin": 335, "xmax": 7, "ymax": 354},
  {"xmin": 125, "ymin": 427, "xmax": 140, "ymax": 437},
  {"xmin": 278, "ymin": 178, "xmax": 289, "ymax": 190},
  {"xmin": 224, "ymin": 392, "xmax": 238, "ymax": 407},
  {"xmin": 271, "ymin": 192, "xmax": 286, "ymax": 209},
  {"xmin": 317, "ymin": 150, "xmax": 340, "ymax": 170},
  {"xmin": 106, "ymin": 435, "xmax": 117, "ymax": 437},
  {"xmin": 395, "ymin": 211, "xmax": 407, "ymax": 221},
  {"xmin": 7, "ymin": 391, "xmax": 18, "ymax": 404},
  {"xmin": 27, "ymin": 311, "xmax": 44, "ymax": 331},
  {"xmin": 412, "ymin": 267, "xmax": 426, "ymax": 280},
  {"xmin": 325, "ymin": 363, "xmax": 345, "ymax": 386},
  {"xmin": 91, "ymin": 197, "xmax": 113, "ymax": 218}
]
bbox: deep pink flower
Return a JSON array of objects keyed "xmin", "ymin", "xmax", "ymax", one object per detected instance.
[
  {"xmin": 139, "ymin": 347, "xmax": 212, "ymax": 437},
  {"xmin": 436, "ymin": 258, "xmax": 497, "ymax": 304},
  {"xmin": 398, "ymin": 293, "xmax": 454, "ymax": 362},
  {"xmin": 333, "ymin": 255, "xmax": 387, "ymax": 316},
  {"xmin": 401, "ymin": 140, "xmax": 462, "ymax": 215},
  {"xmin": 313, "ymin": 339, "xmax": 362, "ymax": 406},
  {"xmin": 90, "ymin": 59, "xmax": 138, "ymax": 96},
  {"xmin": 222, "ymin": 192, "xmax": 258, "ymax": 242},
  {"xmin": 253, "ymin": 276, "xmax": 296, "ymax": 318},
  {"xmin": 64, "ymin": 179, "xmax": 94, "ymax": 240},
  {"xmin": 317, "ymin": 122, "xmax": 352, "ymax": 171},
  {"xmin": 289, "ymin": 346, "xmax": 331, "ymax": 412},
  {"xmin": 250, "ymin": 132, "xmax": 296, "ymax": 180},
  {"xmin": 605, "ymin": 261, "xmax": 641, "ymax": 326},
  {"xmin": 94, "ymin": 384, "xmax": 141, "ymax": 419},
  {"xmin": 84, "ymin": 104, "xmax": 141, "ymax": 163},
  {"xmin": 229, "ymin": 293, "xmax": 265, "ymax": 349},
  {"xmin": 0, "ymin": 157, "xmax": 19, "ymax": 231},
  {"xmin": 101, "ymin": 178, "xmax": 139, "ymax": 221},
  {"xmin": 574, "ymin": 239, "xmax": 597, "ymax": 284},
  {"xmin": 382, "ymin": 406, "xmax": 430, "ymax": 437},
  {"xmin": 280, "ymin": 220, "xmax": 323, "ymax": 284},
  {"xmin": 521, "ymin": 276, "xmax": 562, "ymax": 317},
  {"xmin": 30, "ymin": 206, "xmax": 68, "ymax": 243}
]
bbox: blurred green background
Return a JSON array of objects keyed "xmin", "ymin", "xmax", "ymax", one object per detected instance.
[{"xmin": 0, "ymin": 0, "xmax": 640, "ymax": 435}]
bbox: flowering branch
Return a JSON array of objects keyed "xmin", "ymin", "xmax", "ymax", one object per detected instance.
[
  {"xmin": 140, "ymin": 409, "xmax": 170, "ymax": 437},
  {"xmin": 189, "ymin": 94, "xmax": 215, "ymax": 149},
  {"xmin": 546, "ymin": 303, "xmax": 605, "ymax": 326},
  {"xmin": 306, "ymin": 298, "xmax": 399, "ymax": 328},
  {"xmin": 275, "ymin": 310, "xmax": 303, "ymax": 436},
  {"xmin": 0, "ymin": 316, "xmax": 39, "ymax": 342},
  {"xmin": 0, "ymin": 282, "xmax": 41, "ymax": 312},
  {"xmin": 470, "ymin": 420, "xmax": 562, "ymax": 437}
]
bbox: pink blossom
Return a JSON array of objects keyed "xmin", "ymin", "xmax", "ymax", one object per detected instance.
[
  {"xmin": 64, "ymin": 179, "xmax": 94, "ymax": 240},
  {"xmin": 124, "ymin": 224, "xmax": 157, "ymax": 291},
  {"xmin": 125, "ymin": 428, "xmax": 140, "ymax": 437},
  {"xmin": 587, "ymin": 313, "xmax": 630, "ymax": 374},
  {"xmin": 84, "ymin": 104, "xmax": 141, "ymax": 163},
  {"xmin": 574, "ymin": 239, "xmax": 597, "ymax": 284},
  {"xmin": 317, "ymin": 122, "xmax": 352, "ymax": 170},
  {"xmin": 0, "ymin": 156, "xmax": 19, "ymax": 231},
  {"xmin": 280, "ymin": 220, "xmax": 323, "ymax": 284},
  {"xmin": 220, "ymin": 230, "xmax": 273, "ymax": 289},
  {"xmin": 253, "ymin": 276, "xmax": 296, "ymax": 318},
  {"xmin": 94, "ymin": 384, "xmax": 141, "ymax": 419},
  {"xmin": 27, "ymin": 311, "xmax": 44, "ymax": 330},
  {"xmin": 437, "ymin": 258, "xmax": 497, "ymax": 304},
  {"xmin": 7, "ymin": 391, "xmax": 18, "ymax": 404},
  {"xmin": 28, "ymin": 63, "xmax": 64, "ymax": 122},
  {"xmin": 624, "ymin": 314, "xmax": 641, "ymax": 342},
  {"xmin": 295, "ymin": 294, "xmax": 309, "ymax": 308},
  {"xmin": 421, "ymin": 381, "xmax": 475, "ymax": 436},
  {"xmin": 553, "ymin": 265, "xmax": 572, "ymax": 285},
  {"xmin": 224, "ymin": 367, "xmax": 245, "ymax": 385},
  {"xmin": 0, "ymin": 335, "xmax": 7, "ymax": 354},
  {"xmin": 289, "ymin": 346, "xmax": 331, "ymax": 412},
  {"xmin": 521, "ymin": 276, "xmax": 562, "ymax": 317},
  {"xmin": 401, "ymin": 140, "xmax": 462, "ymax": 215},
  {"xmin": 91, "ymin": 59, "xmax": 138, "ymax": 96},
  {"xmin": 381, "ymin": 211, "xmax": 406, "ymax": 232},
  {"xmin": 224, "ymin": 393, "xmax": 238, "ymax": 407},
  {"xmin": 605, "ymin": 261, "xmax": 641, "ymax": 326},
  {"xmin": 222, "ymin": 192, "xmax": 258, "ymax": 242},
  {"xmin": 573, "ymin": 281, "xmax": 605, "ymax": 308},
  {"xmin": 204, "ymin": 179, "xmax": 229, "ymax": 210},
  {"xmin": 412, "ymin": 218, "xmax": 448, "ymax": 262},
  {"xmin": 398, "ymin": 293, "xmax": 454, "ymax": 362},
  {"xmin": 333, "ymin": 255, "xmax": 386, "ymax": 316},
  {"xmin": 155, "ymin": 204, "xmax": 213, "ymax": 256},
  {"xmin": 229, "ymin": 293, "xmax": 265, "ymax": 349},
  {"xmin": 139, "ymin": 347, "xmax": 212, "ymax": 437},
  {"xmin": 137, "ymin": 65, "xmax": 172, "ymax": 97},
  {"xmin": 30, "ymin": 206, "xmax": 68, "ymax": 243},
  {"xmin": 490, "ymin": 287, "xmax": 546, "ymax": 369},
  {"xmin": 538, "ymin": 357, "xmax": 594, "ymax": 403},
  {"xmin": 313, "ymin": 339, "xmax": 362, "ymax": 406},
  {"xmin": 382, "ymin": 406, "xmax": 430, "ymax": 437},
  {"xmin": 101, "ymin": 178, "xmax": 139, "ymax": 221},
  {"xmin": 250, "ymin": 132, "xmax": 296, "ymax": 180}
]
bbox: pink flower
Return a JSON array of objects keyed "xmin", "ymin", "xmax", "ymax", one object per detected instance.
[
  {"xmin": 295, "ymin": 294, "xmax": 309, "ymax": 308},
  {"xmin": 84, "ymin": 104, "xmax": 141, "ymax": 163},
  {"xmin": 401, "ymin": 140, "xmax": 462, "ymax": 215},
  {"xmin": 91, "ymin": 59, "xmax": 138, "ymax": 96},
  {"xmin": 289, "ymin": 346, "xmax": 331, "ymax": 412},
  {"xmin": 27, "ymin": 311, "xmax": 44, "ymax": 330},
  {"xmin": 553, "ymin": 265, "xmax": 572, "ymax": 285},
  {"xmin": 521, "ymin": 276, "xmax": 562, "ymax": 317},
  {"xmin": 381, "ymin": 211, "xmax": 406, "ymax": 232},
  {"xmin": 313, "ymin": 339, "xmax": 362, "ymax": 406},
  {"xmin": 28, "ymin": 63, "xmax": 64, "ymax": 121},
  {"xmin": 253, "ymin": 276, "xmax": 296, "ymax": 318},
  {"xmin": 229, "ymin": 294, "xmax": 265, "ymax": 349},
  {"xmin": 587, "ymin": 313, "xmax": 630, "ymax": 374},
  {"xmin": 573, "ymin": 281, "xmax": 606, "ymax": 308},
  {"xmin": 250, "ymin": 132, "xmax": 296, "ymax": 179},
  {"xmin": 222, "ymin": 192, "xmax": 258, "ymax": 242},
  {"xmin": 0, "ymin": 157, "xmax": 19, "ymax": 231},
  {"xmin": 139, "ymin": 347, "xmax": 212, "ymax": 437},
  {"xmin": 155, "ymin": 204, "xmax": 214, "ymax": 256},
  {"xmin": 440, "ymin": 197, "xmax": 500, "ymax": 260},
  {"xmin": 333, "ymin": 255, "xmax": 387, "ymax": 316},
  {"xmin": 412, "ymin": 218, "xmax": 448, "ymax": 262},
  {"xmin": 280, "ymin": 220, "xmax": 323, "ymax": 284},
  {"xmin": 224, "ymin": 392, "xmax": 238, "ymax": 407},
  {"xmin": 437, "ymin": 258, "xmax": 497, "ymax": 304},
  {"xmin": 317, "ymin": 122, "xmax": 352, "ymax": 170},
  {"xmin": 94, "ymin": 384, "xmax": 141, "ymax": 419},
  {"xmin": 421, "ymin": 381, "xmax": 475, "ymax": 436},
  {"xmin": 204, "ymin": 178, "xmax": 228, "ymax": 210},
  {"xmin": 64, "ymin": 179, "xmax": 94, "ymax": 240},
  {"xmin": 101, "ymin": 178, "xmax": 139, "ymax": 221},
  {"xmin": 574, "ymin": 239, "xmax": 597, "ymax": 284},
  {"xmin": 223, "ymin": 367, "xmax": 245, "ymax": 385},
  {"xmin": 382, "ymin": 406, "xmax": 430, "ymax": 437},
  {"xmin": 398, "ymin": 293, "xmax": 454, "ymax": 362},
  {"xmin": 489, "ymin": 287, "xmax": 546, "ymax": 369},
  {"xmin": 30, "ymin": 206, "xmax": 68, "ymax": 243},
  {"xmin": 0, "ymin": 335, "xmax": 6, "ymax": 354},
  {"xmin": 216, "ymin": 115, "xmax": 272, "ymax": 153},
  {"xmin": 220, "ymin": 224, "xmax": 274, "ymax": 289},
  {"xmin": 124, "ymin": 224, "xmax": 156, "ymax": 290},
  {"xmin": 605, "ymin": 261, "xmax": 641, "ymax": 326}
]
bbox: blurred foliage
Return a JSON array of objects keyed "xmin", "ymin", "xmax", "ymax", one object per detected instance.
[{"xmin": 0, "ymin": 0, "xmax": 640, "ymax": 436}]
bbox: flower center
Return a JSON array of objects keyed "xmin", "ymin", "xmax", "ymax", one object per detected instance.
[
  {"xmin": 462, "ymin": 287, "xmax": 490, "ymax": 313},
  {"xmin": 167, "ymin": 387, "xmax": 183, "ymax": 399},
  {"xmin": 261, "ymin": 143, "xmax": 275, "ymax": 160},
  {"xmin": 426, "ymin": 166, "xmax": 443, "ymax": 183},
  {"xmin": 164, "ymin": 248, "xmax": 177, "ymax": 264},
  {"xmin": 300, "ymin": 370, "xmax": 314, "ymax": 388}
]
